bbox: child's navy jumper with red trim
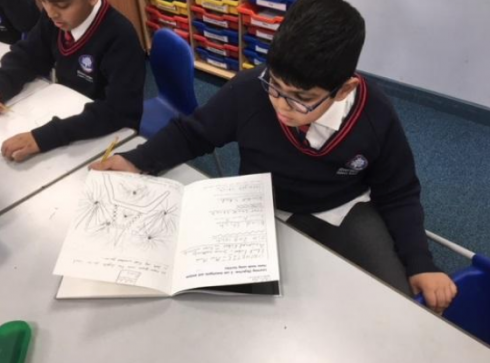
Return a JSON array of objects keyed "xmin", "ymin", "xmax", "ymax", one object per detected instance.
[
  {"xmin": 0, "ymin": 0, "xmax": 145, "ymax": 152},
  {"xmin": 121, "ymin": 65, "xmax": 436, "ymax": 276}
]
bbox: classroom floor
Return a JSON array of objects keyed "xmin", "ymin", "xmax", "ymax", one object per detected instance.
[{"xmin": 144, "ymin": 66, "xmax": 490, "ymax": 275}]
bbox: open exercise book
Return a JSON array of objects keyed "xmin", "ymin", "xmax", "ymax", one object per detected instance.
[{"xmin": 54, "ymin": 171, "xmax": 280, "ymax": 298}]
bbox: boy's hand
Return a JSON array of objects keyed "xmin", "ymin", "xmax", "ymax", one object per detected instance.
[
  {"xmin": 1, "ymin": 132, "xmax": 40, "ymax": 162},
  {"xmin": 90, "ymin": 155, "xmax": 141, "ymax": 173},
  {"xmin": 409, "ymin": 272, "xmax": 457, "ymax": 314}
]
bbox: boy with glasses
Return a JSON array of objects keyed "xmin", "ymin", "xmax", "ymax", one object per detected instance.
[{"xmin": 92, "ymin": 0, "xmax": 456, "ymax": 313}]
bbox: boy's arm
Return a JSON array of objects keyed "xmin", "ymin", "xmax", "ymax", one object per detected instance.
[
  {"xmin": 119, "ymin": 74, "xmax": 248, "ymax": 174},
  {"xmin": 120, "ymin": 112, "xmax": 218, "ymax": 174},
  {"xmin": 0, "ymin": 13, "xmax": 54, "ymax": 102},
  {"xmin": 366, "ymin": 109, "xmax": 434, "ymax": 276},
  {"xmin": 30, "ymin": 31, "xmax": 145, "ymax": 152},
  {"xmin": 366, "ymin": 106, "xmax": 457, "ymax": 310}
]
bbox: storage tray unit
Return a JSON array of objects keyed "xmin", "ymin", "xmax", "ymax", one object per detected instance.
[
  {"xmin": 237, "ymin": 1, "xmax": 292, "ymax": 70},
  {"xmin": 246, "ymin": 25, "xmax": 275, "ymax": 41},
  {"xmin": 193, "ymin": 34, "xmax": 239, "ymax": 58},
  {"xmin": 243, "ymin": 48, "xmax": 267, "ymax": 66},
  {"xmin": 146, "ymin": 5, "xmax": 190, "ymax": 30},
  {"xmin": 147, "ymin": 20, "xmax": 190, "ymax": 43},
  {"xmin": 195, "ymin": 47, "xmax": 239, "ymax": 71},
  {"xmin": 195, "ymin": 0, "xmax": 239, "ymax": 15},
  {"xmin": 248, "ymin": 0, "xmax": 295, "ymax": 12},
  {"xmin": 238, "ymin": 3, "xmax": 284, "ymax": 31},
  {"xmin": 191, "ymin": 5, "xmax": 239, "ymax": 30},
  {"xmin": 193, "ymin": 20, "xmax": 239, "ymax": 45},
  {"xmin": 174, "ymin": 28, "xmax": 190, "ymax": 42},
  {"xmin": 141, "ymin": 0, "xmax": 298, "ymax": 77},
  {"xmin": 151, "ymin": 0, "xmax": 189, "ymax": 15},
  {"xmin": 243, "ymin": 34, "xmax": 270, "ymax": 54}
]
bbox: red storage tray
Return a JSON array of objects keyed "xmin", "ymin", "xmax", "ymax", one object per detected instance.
[
  {"xmin": 191, "ymin": 5, "xmax": 239, "ymax": 30},
  {"xmin": 238, "ymin": 3, "xmax": 283, "ymax": 31},
  {"xmin": 146, "ymin": 5, "xmax": 189, "ymax": 30},
  {"xmin": 146, "ymin": 20, "xmax": 190, "ymax": 43},
  {"xmin": 193, "ymin": 34, "xmax": 239, "ymax": 58},
  {"xmin": 246, "ymin": 26, "xmax": 275, "ymax": 42}
]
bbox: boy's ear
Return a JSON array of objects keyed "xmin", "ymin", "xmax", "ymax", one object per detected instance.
[{"xmin": 333, "ymin": 78, "xmax": 360, "ymax": 101}]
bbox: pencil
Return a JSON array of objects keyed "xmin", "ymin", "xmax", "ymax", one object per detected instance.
[
  {"xmin": 101, "ymin": 136, "xmax": 119, "ymax": 162},
  {"xmin": 0, "ymin": 103, "xmax": 12, "ymax": 113}
]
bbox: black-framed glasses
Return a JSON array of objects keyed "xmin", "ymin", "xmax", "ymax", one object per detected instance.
[{"xmin": 258, "ymin": 68, "xmax": 341, "ymax": 114}]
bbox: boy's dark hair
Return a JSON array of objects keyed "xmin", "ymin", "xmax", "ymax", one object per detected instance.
[{"xmin": 267, "ymin": 0, "xmax": 365, "ymax": 92}]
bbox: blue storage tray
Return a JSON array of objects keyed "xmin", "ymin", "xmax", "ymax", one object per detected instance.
[
  {"xmin": 248, "ymin": 0, "xmax": 296, "ymax": 12},
  {"xmin": 196, "ymin": 47, "xmax": 239, "ymax": 71},
  {"xmin": 243, "ymin": 34, "xmax": 270, "ymax": 54},
  {"xmin": 193, "ymin": 20, "xmax": 239, "ymax": 45},
  {"xmin": 243, "ymin": 48, "xmax": 267, "ymax": 65}
]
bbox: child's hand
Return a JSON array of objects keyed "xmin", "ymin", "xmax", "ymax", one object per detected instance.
[
  {"xmin": 90, "ymin": 155, "xmax": 141, "ymax": 173},
  {"xmin": 409, "ymin": 272, "xmax": 457, "ymax": 314},
  {"xmin": 1, "ymin": 132, "xmax": 40, "ymax": 161}
]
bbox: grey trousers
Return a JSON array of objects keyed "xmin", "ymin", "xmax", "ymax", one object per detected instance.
[{"xmin": 286, "ymin": 202, "xmax": 413, "ymax": 296}]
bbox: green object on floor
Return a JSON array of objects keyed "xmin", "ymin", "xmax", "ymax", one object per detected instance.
[{"xmin": 0, "ymin": 321, "xmax": 31, "ymax": 363}]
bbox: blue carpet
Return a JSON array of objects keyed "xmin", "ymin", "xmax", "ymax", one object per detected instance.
[
  {"xmin": 393, "ymin": 96, "xmax": 490, "ymax": 273},
  {"xmin": 144, "ymin": 64, "xmax": 490, "ymax": 275}
]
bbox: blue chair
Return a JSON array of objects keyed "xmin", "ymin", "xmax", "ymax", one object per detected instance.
[
  {"xmin": 416, "ymin": 231, "xmax": 490, "ymax": 345},
  {"xmin": 140, "ymin": 28, "xmax": 198, "ymax": 137},
  {"xmin": 140, "ymin": 28, "xmax": 223, "ymax": 175}
]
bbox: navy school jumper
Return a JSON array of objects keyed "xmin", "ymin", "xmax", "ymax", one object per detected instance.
[
  {"xmin": 0, "ymin": 0, "xmax": 40, "ymax": 44},
  {"xmin": 0, "ymin": 0, "xmax": 145, "ymax": 152},
  {"xmin": 122, "ymin": 65, "xmax": 438, "ymax": 277}
]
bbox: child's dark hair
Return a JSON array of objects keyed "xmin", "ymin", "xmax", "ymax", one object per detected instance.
[{"xmin": 267, "ymin": 0, "xmax": 365, "ymax": 92}]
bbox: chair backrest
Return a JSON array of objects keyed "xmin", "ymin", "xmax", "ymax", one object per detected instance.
[
  {"xmin": 415, "ymin": 254, "xmax": 490, "ymax": 345},
  {"xmin": 150, "ymin": 29, "xmax": 198, "ymax": 115}
]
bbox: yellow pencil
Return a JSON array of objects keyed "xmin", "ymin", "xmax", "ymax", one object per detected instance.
[
  {"xmin": 101, "ymin": 136, "xmax": 119, "ymax": 162},
  {"xmin": 0, "ymin": 103, "xmax": 12, "ymax": 113}
]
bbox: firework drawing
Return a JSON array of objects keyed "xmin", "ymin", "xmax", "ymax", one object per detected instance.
[{"xmin": 74, "ymin": 172, "xmax": 181, "ymax": 251}]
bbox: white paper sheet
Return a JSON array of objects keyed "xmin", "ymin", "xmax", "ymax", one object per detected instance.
[{"xmin": 54, "ymin": 171, "xmax": 184, "ymax": 293}]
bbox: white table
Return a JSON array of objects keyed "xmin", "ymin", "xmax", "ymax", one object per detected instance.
[
  {"xmin": 0, "ymin": 42, "xmax": 11, "ymax": 59},
  {"xmin": 0, "ymin": 82, "xmax": 135, "ymax": 215},
  {"xmin": 0, "ymin": 137, "xmax": 488, "ymax": 363}
]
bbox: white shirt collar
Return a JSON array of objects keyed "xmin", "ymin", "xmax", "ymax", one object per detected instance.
[
  {"xmin": 70, "ymin": 0, "xmax": 102, "ymax": 41},
  {"xmin": 313, "ymin": 87, "xmax": 357, "ymax": 131}
]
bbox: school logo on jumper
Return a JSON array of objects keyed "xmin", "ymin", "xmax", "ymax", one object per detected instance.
[
  {"xmin": 77, "ymin": 55, "xmax": 95, "ymax": 83},
  {"xmin": 347, "ymin": 155, "xmax": 368, "ymax": 170},
  {"xmin": 336, "ymin": 155, "xmax": 368, "ymax": 175},
  {"xmin": 79, "ymin": 55, "xmax": 95, "ymax": 73}
]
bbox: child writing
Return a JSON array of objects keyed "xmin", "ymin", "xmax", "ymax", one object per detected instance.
[
  {"xmin": 0, "ymin": 0, "xmax": 40, "ymax": 44},
  {"xmin": 91, "ymin": 0, "xmax": 457, "ymax": 313},
  {"xmin": 0, "ymin": 0, "xmax": 145, "ymax": 162}
]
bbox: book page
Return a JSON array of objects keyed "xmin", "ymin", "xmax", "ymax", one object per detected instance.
[
  {"xmin": 0, "ymin": 83, "xmax": 88, "ymax": 141},
  {"xmin": 54, "ymin": 171, "xmax": 184, "ymax": 294},
  {"xmin": 56, "ymin": 277, "xmax": 169, "ymax": 299},
  {"xmin": 171, "ymin": 173, "xmax": 279, "ymax": 294}
]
